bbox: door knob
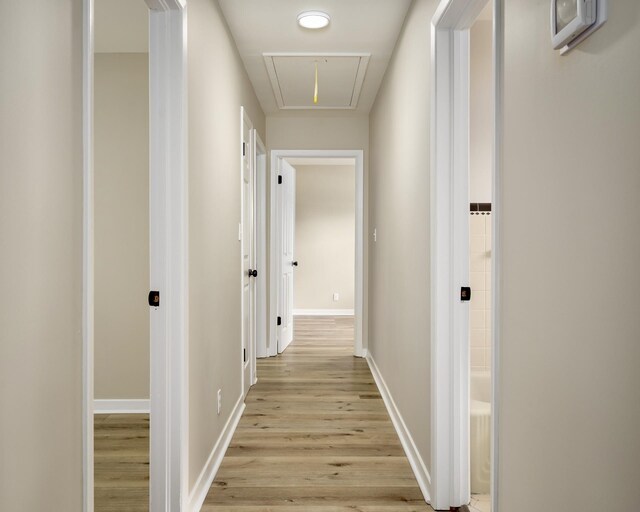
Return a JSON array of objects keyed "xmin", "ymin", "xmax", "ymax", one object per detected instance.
[
  {"xmin": 292, "ymin": 261, "xmax": 298, "ymax": 267},
  {"xmin": 248, "ymin": 269, "xmax": 258, "ymax": 277}
]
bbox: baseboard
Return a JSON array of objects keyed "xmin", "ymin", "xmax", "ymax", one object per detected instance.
[
  {"xmin": 293, "ymin": 308, "xmax": 355, "ymax": 316},
  {"xmin": 187, "ymin": 395, "xmax": 246, "ymax": 512},
  {"xmin": 93, "ymin": 399, "xmax": 150, "ymax": 414},
  {"xmin": 366, "ymin": 353, "xmax": 432, "ymax": 503}
]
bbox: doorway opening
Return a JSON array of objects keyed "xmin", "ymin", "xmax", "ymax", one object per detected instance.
[
  {"xmin": 430, "ymin": 0, "xmax": 501, "ymax": 510},
  {"xmin": 269, "ymin": 150, "xmax": 365, "ymax": 359},
  {"xmin": 83, "ymin": 1, "xmax": 188, "ymax": 510},
  {"xmin": 92, "ymin": 1, "xmax": 151, "ymax": 509}
]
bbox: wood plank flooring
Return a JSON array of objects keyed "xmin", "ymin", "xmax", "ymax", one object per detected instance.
[
  {"xmin": 203, "ymin": 316, "xmax": 433, "ymax": 511},
  {"xmin": 94, "ymin": 413, "xmax": 149, "ymax": 511}
]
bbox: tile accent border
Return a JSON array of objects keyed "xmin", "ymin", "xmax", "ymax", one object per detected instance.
[{"xmin": 470, "ymin": 202, "xmax": 492, "ymax": 213}]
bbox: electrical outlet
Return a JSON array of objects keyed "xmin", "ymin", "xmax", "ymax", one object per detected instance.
[
  {"xmin": 217, "ymin": 389, "xmax": 222, "ymax": 415},
  {"xmin": 373, "ymin": 228, "xmax": 377, "ymax": 242},
  {"xmin": 333, "ymin": 292, "xmax": 339, "ymax": 302}
]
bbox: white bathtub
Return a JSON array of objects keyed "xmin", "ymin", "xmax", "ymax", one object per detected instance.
[{"xmin": 470, "ymin": 371, "xmax": 491, "ymax": 494}]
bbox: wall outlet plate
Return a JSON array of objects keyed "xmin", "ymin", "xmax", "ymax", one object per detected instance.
[{"xmin": 333, "ymin": 293, "xmax": 339, "ymax": 302}]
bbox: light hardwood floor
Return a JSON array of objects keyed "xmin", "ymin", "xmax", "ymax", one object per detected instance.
[
  {"xmin": 94, "ymin": 413, "xmax": 149, "ymax": 511},
  {"xmin": 203, "ymin": 316, "xmax": 433, "ymax": 511}
]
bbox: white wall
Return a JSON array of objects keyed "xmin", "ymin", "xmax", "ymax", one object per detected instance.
[
  {"xmin": 0, "ymin": 1, "xmax": 83, "ymax": 510},
  {"xmin": 500, "ymin": 0, "xmax": 640, "ymax": 509},
  {"xmin": 368, "ymin": 0, "xmax": 438, "ymax": 474},
  {"xmin": 187, "ymin": 0, "xmax": 265, "ymax": 492},
  {"xmin": 94, "ymin": 53, "xmax": 149, "ymax": 400},
  {"xmin": 470, "ymin": 19, "xmax": 493, "ymax": 203},
  {"xmin": 294, "ymin": 165, "xmax": 355, "ymax": 311}
]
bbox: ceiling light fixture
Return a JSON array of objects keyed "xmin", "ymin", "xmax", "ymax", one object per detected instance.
[{"xmin": 297, "ymin": 11, "xmax": 330, "ymax": 29}]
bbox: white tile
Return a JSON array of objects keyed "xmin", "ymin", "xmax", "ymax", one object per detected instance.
[
  {"xmin": 471, "ymin": 271, "xmax": 485, "ymax": 292},
  {"xmin": 470, "ymin": 215, "xmax": 485, "ymax": 235},
  {"xmin": 471, "ymin": 292, "xmax": 485, "ymax": 310},
  {"xmin": 485, "ymin": 309, "xmax": 492, "ymax": 331},
  {"xmin": 485, "ymin": 271, "xmax": 492, "ymax": 291},
  {"xmin": 470, "ymin": 235, "xmax": 485, "ymax": 253},
  {"xmin": 471, "ymin": 347, "xmax": 485, "ymax": 367},
  {"xmin": 471, "ymin": 329, "xmax": 485, "ymax": 347},
  {"xmin": 470, "ymin": 252, "xmax": 485, "ymax": 272},
  {"xmin": 485, "ymin": 291, "xmax": 492, "ymax": 309},
  {"xmin": 471, "ymin": 309, "xmax": 485, "ymax": 329}
]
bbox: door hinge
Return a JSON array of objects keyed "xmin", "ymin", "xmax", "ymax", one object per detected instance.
[
  {"xmin": 461, "ymin": 286, "xmax": 471, "ymax": 302},
  {"xmin": 242, "ymin": 142, "xmax": 246, "ymax": 156},
  {"xmin": 277, "ymin": 316, "xmax": 282, "ymax": 326},
  {"xmin": 278, "ymin": 175, "xmax": 283, "ymax": 185},
  {"xmin": 148, "ymin": 290, "xmax": 160, "ymax": 307},
  {"xmin": 243, "ymin": 348, "xmax": 247, "ymax": 362}
]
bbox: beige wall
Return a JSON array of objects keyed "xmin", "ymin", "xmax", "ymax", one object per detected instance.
[
  {"xmin": 187, "ymin": 0, "xmax": 265, "ymax": 491},
  {"xmin": 470, "ymin": 19, "xmax": 493, "ymax": 203},
  {"xmin": 294, "ymin": 165, "xmax": 355, "ymax": 310},
  {"xmin": 94, "ymin": 53, "xmax": 149, "ymax": 400},
  {"xmin": 500, "ymin": 0, "xmax": 640, "ymax": 509},
  {"xmin": 267, "ymin": 113, "xmax": 369, "ymax": 344},
  {"xmin": 0, "ymin": 1, "xmax": 84, "ymax": 510},
  {"xmin": 368, "ymin": 0, "xmax": 437, "ymax": 472}
]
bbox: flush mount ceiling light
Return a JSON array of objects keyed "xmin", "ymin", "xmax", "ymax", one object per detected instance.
[{"xmin": 297, "ymin": 11, "xmax": 330, "ymax": 29}]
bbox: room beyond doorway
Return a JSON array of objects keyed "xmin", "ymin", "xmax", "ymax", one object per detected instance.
[{"xmin": 269, "ymin": 150, "xmax": 365, "ymax": 358}]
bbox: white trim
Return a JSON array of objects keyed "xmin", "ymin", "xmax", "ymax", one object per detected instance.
[
  {"xmin": 186, "ymin": 396, "xmax": 246, "ymax": 512},
  {"xmin": 269, "ymin": 150, "xmax": 365, "ymax": 358},
  {"xmin": 254, "ymin": 132, "xmax": 268, "ymax": 361},
  {"xmin": 147, "ymin": 3, "xmax": 189, "ymax": 511},
  {"xmin": 293, "ymin": 309, "xmax": 355, "ymax": 316},
  {"xmin": 240, "ymin": 107, "xmax": 255, "ymax": 398},
  {"xmin": 84, "ymin": 2, "xmax": 188, "ymax": 511},
  {"xmin": 366, "ymin": 354, "xmax": 431, "ymax": 503},
  {"xmin": 263, "ymin": 53, "xmax": 370, "ymax": 110},
  {"xmin": 491, "ymin": 2, "xmax": 504, "ymax": 511},
  {"xmin": 82, "ymin": 1, "xmax": 95, "ymax": 510},
  {"xmin": 93, "ymin": 399, "xmax": 150, "ymax": 414},
  {"xmin": 430, "ymin": 0, "xmax": 501, "ymax": 510}
]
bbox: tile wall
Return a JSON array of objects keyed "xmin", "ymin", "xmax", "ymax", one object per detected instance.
[{"xmin": 470, "ymin": 208, "xmax": 492, "ymax": 371}]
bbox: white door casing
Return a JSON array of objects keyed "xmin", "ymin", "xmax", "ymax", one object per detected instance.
[
  {"xmin": 430, "ymin": 0, "xmax": 501, "ymax": 510},
  {"xmin": 269, "ymin": 150, "xmax": 365, "ymax": 359},
  {"xmin": 254, "ymin": 132, "xmax": 268, "ymax": 363},
  {"xmin": 83, "ymin": 1, "xmax": 188, "ymax": 511},
  {"xmin": 241, "ymin": 107, "xmax": 256, "ymax": 397},
  {"xmin": 277, "ymin": 159, "xmax": 296, "ymax": 353}
]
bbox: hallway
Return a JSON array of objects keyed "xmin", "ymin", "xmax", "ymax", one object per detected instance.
[{"xmin": 202, "ymin": 317, "xmax": 431, "ymax": 511}]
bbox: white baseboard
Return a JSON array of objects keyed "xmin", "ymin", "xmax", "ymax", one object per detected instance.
[
  {"xmin": 93, "ymin": 399, "xmax": 150, "ymax": 414},
  {"xmin": 187, "ymin": 395, "xmax": 246, "ymax": 512},
  {"xmin": 366, "ymin": 353, "xmax": 431, "ymax": 503},
  {"xmin": 293, "ymin": 308, "xmax": 355, "ymax": 316}
]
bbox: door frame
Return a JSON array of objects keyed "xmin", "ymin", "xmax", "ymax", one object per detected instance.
[
  {"xmin": 240, "ymin": 107, "xmax": 256, "ymax": 396},
  {"xmin": 82, "ymin": 1, "xmax": 189, "ymax": 511},
  {"xmin": 269, "ymin": 149, "xmax": 365, "ymax": 358},
  {"xmin": 430, "ymin": 0, "xmax": 502, "ymax": 510},
  {"xmin": 254, "ymin": 132, "xmax": 268, "ymax": 362}
]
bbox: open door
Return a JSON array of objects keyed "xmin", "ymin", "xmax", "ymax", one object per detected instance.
[
  {"xmin": 277, "ymin": 158, "xmax": 296, "ymax": 353},
  {"xmin": 241, "ymin": 108, "xmax": 256, "ymax": 397}
]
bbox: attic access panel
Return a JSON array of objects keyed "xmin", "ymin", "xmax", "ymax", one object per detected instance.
[{"xmin": 264, "ymin": 53, "xmax": 370, "ymax": 110}]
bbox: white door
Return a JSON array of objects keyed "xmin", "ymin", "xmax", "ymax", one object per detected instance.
[
  {"xmin": 241, "ymin": 110, "xmax": 256, "ymax": 397},
  {"xmin": 277, "ymin": 159, "xmax": 296, "ymax": 353}
]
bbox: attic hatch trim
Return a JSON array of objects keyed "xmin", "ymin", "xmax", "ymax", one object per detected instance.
[{"xmin": 263, "ymin": 52, "xmax": 371, "ymax": 110}]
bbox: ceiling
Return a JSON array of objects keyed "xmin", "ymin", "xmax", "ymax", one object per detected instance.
[
  {"xmin": 95, "ymin": 0, "xmax": 148, "ymax": 53},
  {"xmin": 218, "ymin": 0, "xmax": 413, "ymax": 115}
]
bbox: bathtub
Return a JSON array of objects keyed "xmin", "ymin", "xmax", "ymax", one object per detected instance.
[{"xmin": 470, "ymin": 371, "xmax": 491, "ymax": 494}]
